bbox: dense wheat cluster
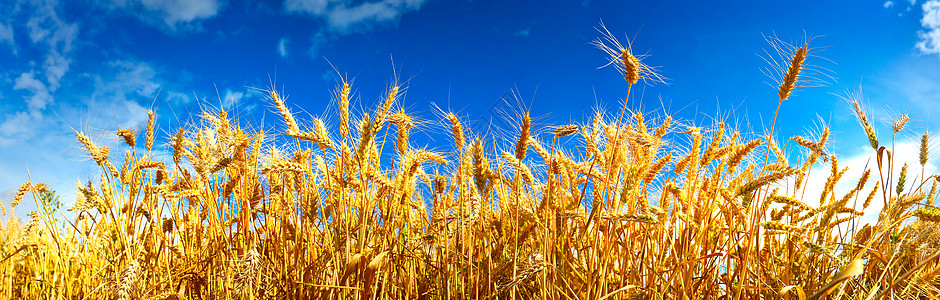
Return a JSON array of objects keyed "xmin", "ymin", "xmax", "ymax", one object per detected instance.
[{"xmin": 3, "ymin": 25, "xmax": 940, "ymax": 299}]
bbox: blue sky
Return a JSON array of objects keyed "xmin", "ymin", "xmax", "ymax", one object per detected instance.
[{"xmin": 2, "ymin": 0, "xmax": 940, "ymax": 219}]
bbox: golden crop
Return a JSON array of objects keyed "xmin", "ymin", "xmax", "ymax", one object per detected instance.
[{"xmin": 2, "ymin": 24, "xmax": 939, "ymax": 299}]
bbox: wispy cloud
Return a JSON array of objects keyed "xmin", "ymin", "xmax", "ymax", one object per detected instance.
[
  {"xmin": 878, "ymin": 56, "xmax": 940, "ymax": 117},
  {"xmin": 916, "ymin": 0, "xmax": 940, "ymax": 56},
  {"xmin": 284, "ymin": 0, "xmax": 428, "ymax": 57},
  {"xmin": 1, "ymin": 0, "xmax": 78, "ymax": 146},
  {"xmin": 12, "ymin": 72, "xmax": 53, "ymax": 118},
  {"xmin": 307, "ymin": 31, "xmax": 332, "ymax": 59},
  {"xmin": 219, "ymin": 88, "xmax": 259, "ymax": 113},
  {"xmin": 25, "ymin": 1, "xmax": 78, "ymax": 53},
  {"xmin": 103, "ymin": 0, "xmax": 222, "ymax": 30},
  {"xmin": 885, "ymin": 1, "xmax": 894, "ymax": 8},
  {"xmin": 223, "ymin": 89, "xmax": 245, "ymax": 107},
  {"xmin": 0, "ymin": 22, "xmax": 14, "ymax": 53},
  {"xmin": 285, "ymin": 0, "xmax": 426, "ymax": 32},
  {"xmin": 0, "ymin": 112, "xmax": 33, "ymax": 147},
  {"xmin": 277, "ymin": 37, "xmax": 289, "ymax": 58},
  {"xmin": 514, "ymin": 27, "xmax": 531, "ymax": 37},
  {"xmin": 88, "ymin": 61, "xmax": 163, "ymax": 112}
]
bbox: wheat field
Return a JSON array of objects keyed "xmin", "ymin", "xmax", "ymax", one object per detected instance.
[{"xmin": 2, "ymin": 25, "xmax": 939, "ymax": 299}]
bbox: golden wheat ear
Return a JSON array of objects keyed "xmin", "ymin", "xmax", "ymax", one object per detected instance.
[
  {"xmin": 553, "ymin": 125, "xmax": 578, "ymax": 138},
  {"xmin": 839, "ymin": 87, "xmax": 880, "ymax": 151},
  {"xmin": 762, "ymin": 35, "xmax": 831, "ymax": 101},
  {"xmin": 116, "ymin": 129, "xmax": 136, "ymax": 147},
  {"xmin": 146, "ymin": 110, "xmax": 155, "ymax": 152},
  {"xmin": 446, "ymin": 112, "xmax": 464, "ymax": 151},
  {"xmin": 777, "ymin": 43, "xmax": 806, "ymax": 101},
  {"xmin": 514, "ymin": 112, "xmax": 530, "ymax": 161},
  {"xmin": 11, "ymin": 182, "xmax": 30, "ymax": 208},
  {"xmin": 592, "ymin": 21, "xmax": 666, "ymax": 86},
  {"xmin": 892, "ymin": 113, "xmax": 910, "ymax": 133},
  {"xmin": 269, "ymin": 89, "xmax": 300, "ymax": 134},
  {"xmin": 920, "ymin": 131, "xmax": 930, "ymax": 166}
]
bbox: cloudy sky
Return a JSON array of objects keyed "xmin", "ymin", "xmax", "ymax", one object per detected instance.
[{"xmin": 1, "ymin": 0, "xmax": 939, "ymax": 220}]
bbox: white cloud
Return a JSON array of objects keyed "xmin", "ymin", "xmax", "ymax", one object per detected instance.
[
  {"xmin": 91, "ymin": 61, "xmax": 162, "ymax": 101},
  {"xmin": 25, "ymin": 0, "xmax": 78, "ymax": 53},
  {"xmin": 277, "ymin": 37, "xmax": 289, "ymax": 58},
  {"xmin": 285, "ymin": 0, "xmax": 427, "ymax": 56},
  {"xmin": 514, "ymin": 28, "xmax": 531, "ymax": 37},
  {"xmin": 217, "ymin": 88, "xmax": 259, "ymax": 113},
  {"xmin": 22, "ymin": 0, "xmax": 78, "ymax": 93},
  {"xmin": 307, "ymin": 31, "xmax": 332, "ymax": 58},
  {"xmin": 4, "ymin": 51, "xmax": 72, "ymax": 144},
  {"xmin": 916, "ymin": 0, "xmax": 940, "ymax": 56},
  {"xmin": 286, "ymin": 0, "xmax": 426, "ymax": 32},
  {"xmin": 0, "ymin": 0, "xmax": 78, "ymax": 145},
  {"xmin": 12, "ymin": 72, "xmax": 53, "ymax": 117},
  {"xmin": 82, "ymin": 61, "xmax": 191, "ymax": 112},
  {"xmin": 222, "ymin": 89, "xmax": 245, "ymax": 107},
  {"xmin": 0, "ymin": 112, "xmax": 33, "ymax": 146},
  {"xmin": 106, "ymin": 0, "xmax": 221, "ymax": 30},
  {"xmin": 885, "ymin": 1, "xmax": 895, "ymax": 8},
  {"xmin": 284, "ymin": 0, "xmax": 328, "ymax": 15},
  {"xmin": 166, "ymin": 91, "xmax": 191, "ymax": 104},
  {"xmin": 3, "ymin": 59, "xmax": 170, "ymax": 158},
  {"xmin": 0, "ymin": 22, "xmax": 14, "ymax": 53},
  {"xmin": 875, "ymin": 53, "xmax": 940, "ymax": 119},
  {"xmin": 43, "ymin": 51, "xmax": 70, "ymax": 89},
  {"xmin": 143, "ymin": 0, "xmax": 220, "ymax": 25}
]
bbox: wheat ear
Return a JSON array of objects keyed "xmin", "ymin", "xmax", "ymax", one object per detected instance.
[{"xmin": 778, "ymin": 43, "xmax": 807, "ymax": 101}]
